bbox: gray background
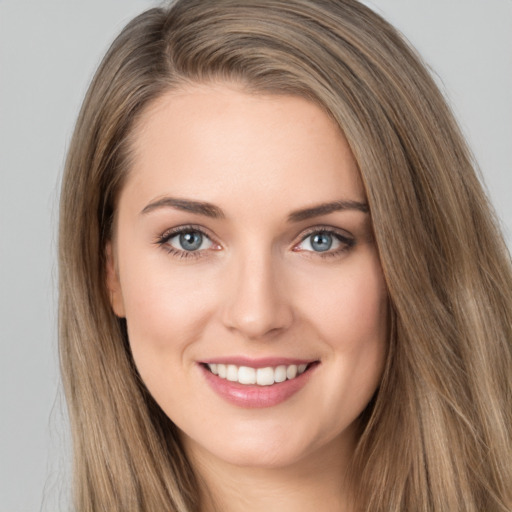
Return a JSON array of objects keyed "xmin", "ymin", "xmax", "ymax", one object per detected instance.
[{"xmin": 0, "ymin": 1, "xmax": 510, "ymax": 510}]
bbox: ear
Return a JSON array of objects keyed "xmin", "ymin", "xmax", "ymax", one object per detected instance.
[{"xmin": 105, "ymin": 241, "xmax": 126, "ymax": 318}]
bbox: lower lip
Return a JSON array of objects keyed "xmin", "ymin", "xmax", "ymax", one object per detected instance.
[{"xmin": 199, "ymin": 363, "xmax": 317, "ymax": 408}]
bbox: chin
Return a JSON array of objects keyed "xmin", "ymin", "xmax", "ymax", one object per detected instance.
[{"xmin": 180, "ymin": 419, "xmax": 347, "ymax": 471}]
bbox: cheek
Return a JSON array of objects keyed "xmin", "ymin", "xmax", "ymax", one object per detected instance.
[
  {"xmin": 302, "ymin": 255, "xmax": 388, "ymax": 350},
  {"xmin": 119, "ymin": 251, "xmax": 218, "ymax": 360},
  {"xmin": 299, "ymin": 255, "xmax": 388, "ymax": 434},
  {"xmin": 299, "ymin": 251, "xmax": 388, "ymax": 415}
]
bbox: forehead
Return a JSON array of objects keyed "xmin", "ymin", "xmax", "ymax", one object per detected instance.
[{"xmin": 122, "ymin": 83, "xmax": 365, "ymax": 220}]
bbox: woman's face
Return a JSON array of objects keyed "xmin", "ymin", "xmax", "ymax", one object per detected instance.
[{"xmin": 107, "ymin": 84, "xmax": 388, "ymax": 469}]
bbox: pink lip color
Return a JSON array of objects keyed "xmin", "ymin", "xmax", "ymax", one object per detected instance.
[
  {"xmin": 201, "ymin": 356, "xmax": 312, "ymax": 369},
  {"xmin": 199, "ymin": 361, "xmax": 318, "ymax": 409}
]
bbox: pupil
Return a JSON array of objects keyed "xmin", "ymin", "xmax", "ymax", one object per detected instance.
[
  {"xmin": 311, "ymin": 233, "xmax": 332, "ymax": 252},
  {"xmin": 180, "ymin": 231, "xmax": 202, "ymax": 251}
]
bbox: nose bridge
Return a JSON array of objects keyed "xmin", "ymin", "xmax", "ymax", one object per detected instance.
[{"xmin": 221, "ymin": 242, "xmax": 293, "ymax": 339}]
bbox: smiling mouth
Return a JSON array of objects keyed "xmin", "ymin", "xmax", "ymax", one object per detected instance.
[{"xmin": 202, "ymin": 362, "xmax": 317, "ymax": 386}]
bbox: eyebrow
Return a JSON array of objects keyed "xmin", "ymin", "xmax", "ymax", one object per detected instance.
[
  {"xmin": 140, "ymin": 196, "xmax": 368, "ymax": 221},
  {"xmin": 287, "ymin": 200, "xmax": 369, "ymax": 222},
  {"xmin": 141, "ymin": 197, "xmax": 225, "ymax": 218}
]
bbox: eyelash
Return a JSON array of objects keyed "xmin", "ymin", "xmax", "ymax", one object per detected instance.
[
  {"xmin": 154, "ymin": 225, "xmax": 356, "ymax": 260},
  {"xmin": 294, "ymin": 227, "xmax": 356, "ymax": 259},
  {"xmin": 154, "ymin": 224, "xmax": 215, "ymax": 260}
]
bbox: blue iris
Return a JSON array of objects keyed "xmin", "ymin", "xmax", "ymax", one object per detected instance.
[
  {"xmin": 179, "ymin": 231, "xmax": 203, "ymax": 251},
  {"xmin": 310, "ymin": 232, "xmax": 333, "ymax": 252}
]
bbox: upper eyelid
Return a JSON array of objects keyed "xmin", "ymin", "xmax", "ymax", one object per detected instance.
[
  {"xmin": 296, "ymin": 225, "xmax": 353, "ymax": 242},
  {"xmin": 159, "ymin": 224, "xmax": 215, "ymax": 242}
]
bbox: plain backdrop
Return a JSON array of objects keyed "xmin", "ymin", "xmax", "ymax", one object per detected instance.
[{"xmin": 0, "ymin": 1, "xmax": 510, "ymax": 510}]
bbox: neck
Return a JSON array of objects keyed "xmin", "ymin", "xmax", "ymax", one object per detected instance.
[{"xmin": 184, "ymin": 430, "xmax": 357, "ymax": 512}]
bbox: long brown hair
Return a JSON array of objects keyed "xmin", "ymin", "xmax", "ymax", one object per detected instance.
[{"xmin": 59, "ymin": 1, "xmax": 512, "ymax": 510}]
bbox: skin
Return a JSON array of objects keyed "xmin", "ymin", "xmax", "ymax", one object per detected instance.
[{"xmin": 107, "ymin": 84, "xmax": 389, "ymax": 511}]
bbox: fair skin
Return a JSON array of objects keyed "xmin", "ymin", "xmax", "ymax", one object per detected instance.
[{"xmin": 107, "ymin": 84, "xmax": 388, "ymax": 512}]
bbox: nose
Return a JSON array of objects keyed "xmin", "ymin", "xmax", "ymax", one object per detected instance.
[{"xmin": 220, "ymin": 249, "xmax": 294, "ymax": 340}]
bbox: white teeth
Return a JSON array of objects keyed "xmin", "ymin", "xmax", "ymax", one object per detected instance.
[
  {"xmin": 274, "ymin": 365, "xmax": 287, "ymax": 383},
  {"xmin": 257, "ymin": 367, "xmax": 275, "ymax": 386},
  {"xmin": 226, "ymin": 364, "xmax": 238, "ymax": 382},
  {"xmin": 206, "ymin": 362, "xmax": 312, "ymax": 386},
  {"xmin": 286, "ymin": 364, "xmax": 297, "ymax": 379},
  {"xmin": 238, "ymin": 366, "xmax": 256, "ymax": 384},
  {"xmin": 217, "ymin": 364, "xmax": 227, "ymax": 378}
]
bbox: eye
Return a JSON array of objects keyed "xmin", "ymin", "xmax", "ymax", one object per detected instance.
[
  {"xmin": 303, "ymin": 232, "xmax": 335, "ymax": 252},
  {"xmin": 170, "ymin": 230, "xmax": 210, "ymax": 251},
  {"xmin": 156, "ymin": 225, "xmax": 219, "ymax": 258},
  {"xmin": 294, "ymin": 229, "xmax": 355, "ymax": 256}
]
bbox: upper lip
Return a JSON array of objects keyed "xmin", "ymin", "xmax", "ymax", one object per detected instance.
[{"xmin": 199, "ymin": 356, "xmax": 318, "ymax": 368}]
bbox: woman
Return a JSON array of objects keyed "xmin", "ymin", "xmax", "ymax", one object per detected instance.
[{"xmin": 58, "ymin": 0, "xmax": 512, "ymax": 510}]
